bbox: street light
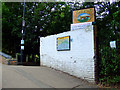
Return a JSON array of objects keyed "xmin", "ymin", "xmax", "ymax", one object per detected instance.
[{"xmin": 20, "ymin": 0, "xmax": 25, "ymax": 65}]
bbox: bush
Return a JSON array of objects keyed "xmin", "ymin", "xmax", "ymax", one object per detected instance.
[{"xmin": 99, "ymin": 46, "xmax": 120, "ymax": 84}]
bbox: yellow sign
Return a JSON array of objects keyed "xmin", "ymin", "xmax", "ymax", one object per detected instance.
[
  {"xmin": 57, "ymin": 36, "xmax": 70, "ymax": 51},
  {"xmin": 73, "ymin": 8, "xmax": 95, "ymax": 24},
  {"xmin": 57, "ymin": 36, "xmax": 69, "ymax": 40}
]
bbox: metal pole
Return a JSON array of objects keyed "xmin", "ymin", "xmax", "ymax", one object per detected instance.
[
  {"xmin": 39, "ymin": 36, "xmax": 40, "ymax": 55},
  {"xmin": 21, "ymin": 1, "xmax": 25, "ymax": 65},
  {"xmin": 23, "ymin": 1, "xmax": 25, "ymax": 20}
]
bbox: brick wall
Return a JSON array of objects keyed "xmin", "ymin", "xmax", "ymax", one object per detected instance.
[{"xmin": 40, "ymin": 25, "xmax": 95, "ymax": 82}]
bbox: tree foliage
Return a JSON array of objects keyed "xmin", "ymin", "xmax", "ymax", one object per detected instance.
[
  {"xmin": 2, "ymin": 2, "xmax": 71, "ymax": 56},
  {"xmin": 2, "ymin": 2, "xmax": 23, "ymax": 55},
  {"xmin": 95, "ymin": 2, "xmax": 120, "ymax": 85}
]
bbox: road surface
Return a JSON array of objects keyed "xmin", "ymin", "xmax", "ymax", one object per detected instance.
[
  {"xmin": 1, "ymin": 56, "xmax": 98, "ymax": 89},
  {"xmin": 0, "ymin": 63, "xmax": 2, "ymax": 89}
]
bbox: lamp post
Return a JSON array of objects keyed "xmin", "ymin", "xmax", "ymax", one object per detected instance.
[{"xmin": 20, "ymin": 1, "xmax": 25, "ymax": 65}]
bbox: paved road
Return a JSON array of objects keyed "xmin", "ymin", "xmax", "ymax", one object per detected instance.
[
  {"xmin": 2, "ymin": 65, "xmax": 98, "ymax": 89},
  {"xmin": 0, "ymin": 63, "xmax": 2, "ymax": 89},
  {"xmin": 1, "ymin": 56, "xmax": 98, "ymax": 89}
]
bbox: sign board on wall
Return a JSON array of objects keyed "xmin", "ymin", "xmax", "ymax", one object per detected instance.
[
  {"xmin": 110, "ymin": 41, "xmax": 116, "ymax": 48},
  {"xmin": 73, "ymin": 8, "xmax": 95, "ymax": 24},
  {"xmin": 57, "ymin": 36, "xmax": 70, "ymax": 51},
  {"xmin": 71, "ymin": 22, "xmax": 92, "ymax": 31}
]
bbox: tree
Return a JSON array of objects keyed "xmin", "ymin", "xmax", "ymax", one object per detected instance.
[
  {"xmin": 2, "ymin": 2, "xmax": 71, "ymax": 56},
  {"xmin": 2, "ymin": 2, "xmax": 22, "ymax": 56}
]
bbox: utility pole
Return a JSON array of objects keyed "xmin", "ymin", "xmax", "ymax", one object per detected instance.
[{"xmin": 20, "ymin": 0, "xmax": 25, "ymax": 65}]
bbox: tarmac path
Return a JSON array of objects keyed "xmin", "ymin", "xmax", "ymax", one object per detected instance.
[
  {"xmin": 0, "ymin": 63, "xmax": 2, "ymax": 89},
  {"xmin": 1, "ymin": 55, "xmax": 98, "ymax": 89}
]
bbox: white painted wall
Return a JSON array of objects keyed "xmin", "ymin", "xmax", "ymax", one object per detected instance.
[{"xmin": 40, "ymin": 25, "xmax": 95, "ymax": 82}]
